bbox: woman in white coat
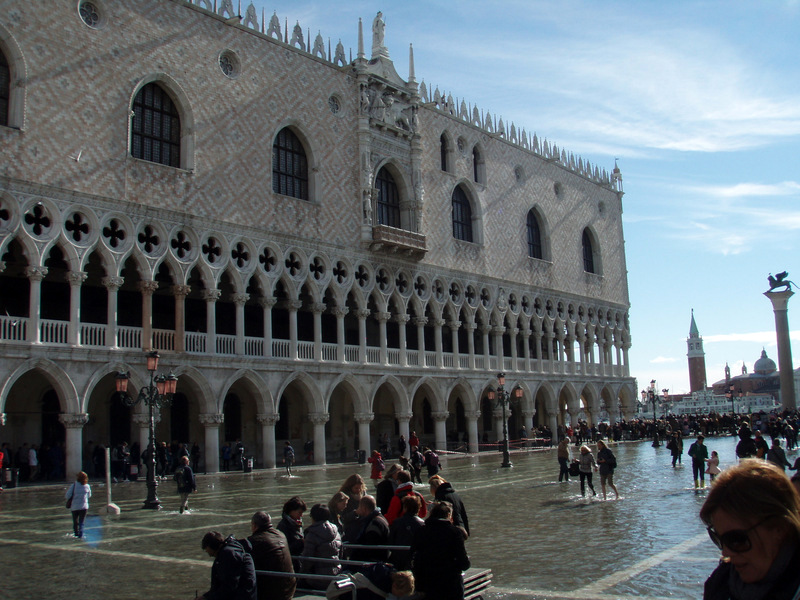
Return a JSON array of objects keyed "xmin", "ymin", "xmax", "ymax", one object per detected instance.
[{"xmin": 66, "ymin": 471, "xmax": 91, "ymax": 538}]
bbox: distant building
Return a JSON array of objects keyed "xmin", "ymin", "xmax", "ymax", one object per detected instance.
[{"xmin": 686, "ymin": 310, "xmax": 707, "ymax": 393}]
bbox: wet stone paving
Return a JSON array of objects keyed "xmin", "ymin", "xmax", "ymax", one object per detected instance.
[{"xmin": 0, "ymin": 436, "xmax": 752, "ymax": 599}]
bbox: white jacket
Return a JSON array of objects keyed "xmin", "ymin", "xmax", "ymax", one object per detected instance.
[{"xmin": 66, "ymin": 482, "xmax": 91, "ymax": 511}]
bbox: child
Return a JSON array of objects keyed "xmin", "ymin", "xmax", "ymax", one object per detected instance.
[
  {"xmin": 387, "ymin": 571, "xmax": 415, "ymax": 600},
  {"xmin": 705, "ymin": 450, "xmax": 720, "ymax": 481}
]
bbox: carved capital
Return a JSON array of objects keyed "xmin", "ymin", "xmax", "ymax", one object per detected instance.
[
  {"xmin": 510, "ymin": 327, "xmax": 519, "ymax": 336},
  {"xmin": 172, "ymin": 284, "xmax": 191, "ymax": 297},
  {"xmin": 256, "ymin": 413, "xmax": 280, "ymax": 426},
  {"xmin": 199, "ymin": 413, "xmax": 225, "ymax": 426},
  {"xmin": 308, "ymin": 412, "xmax": 330, "ymax": 426},
  {"xmin": 231, "ymin": 293, "xmax": 250, "ymax": 306},
  {"xmin": 354, "ymin": 412, "xmax": 374, "ymax": 424},
  {"xmin": 67, "ymin": 271, "xmax": 88, "ymax": 287},
  {"xmin": 432, "ymin": 318, "xmax": 446, "ymax": 328},
  {"xmin": 375, "ymin": 311, "xmax": 392, "ymax": 323},
  {"xmin": 431, "ymin": 411, "xmax": 449, "ymax": 422},
  {"xmin": 287, "ymin": 300, "xmax": 303, "ymax": 311},
  {"xmin": 131, "ymin": 413, "xmax": 153, "ymax": 427},
  {"xmin": 202, "ymin": 289, "xmax": 222, "ymax": 302},
  {"xmin": 259, "ymin": 297, "xmax": 278, "ymax": 309},
  {"xmin": 24, "ymin": 266, "xmax": 48, "ymax": 281},
  {"xmin": 58, "ymin": 413, "xmax": 89, "ymax": 428},
  {"xmin": 413, "ymin": 317, "xmax": 428, "ymax": 327},
  {"xmin": 491, "ymin": 326, "xmax": 505, "ymax": 336},
  {"xmin": 331, "ymin": 306, "xmax": 349, "ymax": 318},
  {"xmin": 102, "ymin": 276, "xmax": 124, "ymax": 291},
  {"xmin": 464, "ymin": 321, "xmax": 477, "ymax": 331},
  {"xmin": 447, "ymin": 320, "xmax": 462, "ymax": 331},
  {"xmin": 356, "ymin": 309, "xmax": 372, "ymax": 320},
  {"xmin": 480, "ymin": 324, "xmax": 492, "ymax": 334},
  {"xmin": 521, "ymin": 328, "xmax": 531, "ymax": 337},
  {"xmin": 138, "ymin": 280, "xmax": 159, "ymax": 295},
  {"xmin": 394, "ymin": 412, "xmax": 413, "ymax": 422},
  {"xmin": 464, "ymin": 410, "xmax": 482, "ymax": 420},
  {"xmin": 394, "ymin": 314, "xmax": 410, "ymax": 324}
]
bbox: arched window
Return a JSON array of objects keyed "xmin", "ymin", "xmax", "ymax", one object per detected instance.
[
  {"xmin": 0, "ymin": 50, "xmax": 9, "ymax": 127},
  {"xmin": 376, "ymin": 167, "xmax": 400, "ymax": 228},
  {"xmin": 527, "ymin": 210, "xmax": 543, "ymax": 259},
  {"xmin": 582, "ymin": 228, "xmax": 596, "ymax": 273},
  {"xmin": 440, "ymin": 133, "xmax": 449, "ymax": 172},
  {"xmin": 272, "ymin": 127, "xmax": 309, "ymax": 200},
  {"xmin": 131, "ymin": 83, "xmax": 181, "ymax": 168},
  {"xmin": 472, "ymin": 147, "xmax": 481, "ymax": 183},
  {"xmin": 452, "ymin": 186, "xmax": 473, "ymax": 242}
]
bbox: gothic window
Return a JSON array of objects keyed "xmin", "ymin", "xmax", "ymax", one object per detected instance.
[
  {"xmin": 375, "ymin": 167, "xmax": 400, "ymax": 228},
  {"xmin": 527, "ymin": 210, "xmax": 543, "ymax": 259},
  {"xmin": 452, "ymin": 185, "xmax": 473, "ymax": 242},
  {"xmin": 131, "ymin": 83, "xmax": 181, "ymax": 168},
  {"xmin": 272, "ymin": 127, "xmax": 309, "ymax": 200},
  {"xmin": 0, "ymin": 50, "xmax": 9, "ymax": 127},
  {"xmin": 440, "ymin": 133, "xmax": 449, "ymax": 172},
  {"xmin": 582, "ymin": 228, "xmax": 596, "ymax": 274}
]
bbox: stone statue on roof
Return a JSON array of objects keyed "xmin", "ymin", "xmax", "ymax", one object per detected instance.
[{"xmin": 372, "ymin": 12, "xmax": 388, "ymax": 59}]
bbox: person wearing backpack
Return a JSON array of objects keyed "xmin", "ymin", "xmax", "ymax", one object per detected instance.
[
  {"xmin": 174, "ymin": 455, "xmax": 196, "ymax": 514},
  {"xmin": 596, "ymin": 439, "xmax": 619, "ymax": 500}
]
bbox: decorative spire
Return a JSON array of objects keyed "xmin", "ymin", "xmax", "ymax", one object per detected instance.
[
  {"xmin": 357, "ymin": 17, "xmax": 365, "ymax": 60},
  {"xmin": 408, "ymin": 43, "xmax": 416, "ymax": 83}
]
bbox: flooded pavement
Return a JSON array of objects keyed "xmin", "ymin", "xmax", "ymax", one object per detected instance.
[{"xmin": 0, "ymin": 435, "xmax": 754, "ymax": 599}]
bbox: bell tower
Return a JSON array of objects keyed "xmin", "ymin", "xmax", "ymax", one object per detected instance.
[{"xmin": 687, "ymin": 309, "xmax": 707, "ymax": 392}]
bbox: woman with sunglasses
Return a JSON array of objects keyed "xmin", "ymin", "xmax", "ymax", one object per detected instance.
[{"xmin": 700, "ymin": 460, "xmax": 800, "ymax": 599}]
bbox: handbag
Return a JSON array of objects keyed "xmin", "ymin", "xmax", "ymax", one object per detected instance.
[{"xmin": 66, "ymin": 482, "xmax": 75, "ymax": 509}]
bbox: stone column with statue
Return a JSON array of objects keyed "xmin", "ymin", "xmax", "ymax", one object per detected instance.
[{"xmin": 765, "ymin": 271, "xmax": 796, "ymax": 410}]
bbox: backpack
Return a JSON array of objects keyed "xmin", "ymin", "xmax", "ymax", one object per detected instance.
[
  {"xmin": 174, "ymin": 466, "xmax": 186, "ymax": 488},
  {"xmin": 606, "ymin": 452, "xmax": 617, "ymax": 469},
  {"xmin": 427, "ymin": 452, "xmax": 439, "ymax": 468}
]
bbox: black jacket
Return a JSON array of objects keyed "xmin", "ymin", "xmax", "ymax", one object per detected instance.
[
  {"xmin": 411, "ymin": 518, "xmax": 471, "ymax": 600},
  {"xmin": 276, "ymin": 514, "xmax": 304, "ymax": 556},
  {"xmin": 703, "ymin": 544, "xmax": 800, "ymax": 600},
  {"xmin": 434, "ymin": 482, "xmax": 470, "ymax": 535},
  {"xmin": 242, "ymin": 526, "xmax": 296, "ymax": 600},
  {"xmin": 204, "ymin": 536, "xmax": 257, "ymax": 600},
  {"xmin": 349, "ymin": 510, "xmax": 390, "ymax": 562}
]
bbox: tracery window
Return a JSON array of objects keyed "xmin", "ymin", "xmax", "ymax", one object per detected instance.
[
  {"xmin": 131, "ymin": 83, "xmax": 181, "ymax": 168},
  {"xmin": 0, "ymin": 51, "xmax": 9, "ymax": 127},
  {"xmin": 473, "ymin": 147, "xmax": 481, "ymax": 183},
  {"xmin": 375, "ymin": 167, "xmax": 400, "ymax": 228},
  {"xmin": 272, "ymin": 128, "xmax": 309, "ymax": 200},
  {"xmin": 582, "ymin": 228, "xmax": 596, "ymax": 273},
  {"xmin": 440, "ymin": 134, "xmax": 449, "ymax": 172},
  {"xmin": 452, "ymin": 186, "xmax": 473, "ymax": 242},
  {"xmin": 527, "ymin": 210, "xmax": 543, "ymax": 259}
]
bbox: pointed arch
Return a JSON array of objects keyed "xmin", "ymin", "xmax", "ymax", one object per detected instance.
[
  {"xmin": 0, "ymin": 22, "xmax": 26, "ymax": 129},
  {"xmin": 0, "ymin": 358, "xmax": 79, "ymax": 414}
]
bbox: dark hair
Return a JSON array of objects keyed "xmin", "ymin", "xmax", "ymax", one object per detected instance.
[
  {"xmin": 401, "ymin": 494, "xmax": 421, "ymax": 516},
  {"xmin": 310, "ymin": 503, "xmax": 331, "ymax": 522},
  {"xmin": 395, "ymin": 470, "xmax": 411, "ymax": 484},
  {"xmin": 282, "ymin": 495, "xmax": 307, "ymax": 514},
  {"xmin": 201, "ymin": 531, "xmax": 225, "ymax": 551},
  {"xmin": 428, "ymin": 501, "xmax": 453, "ymax": 520},
  {"xmin": 251, "ymin": 511, "xmax": 272, "ymax": 531}
]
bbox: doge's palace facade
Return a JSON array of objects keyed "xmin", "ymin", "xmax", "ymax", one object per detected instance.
[{"xmin": 0, "ymin": 0, "xmax": 636, "ymax": 476}]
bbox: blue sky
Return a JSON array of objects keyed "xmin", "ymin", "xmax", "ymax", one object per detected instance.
[{"xmin": 246, "ymin": 0, "xmax": 800, "ymax": 394}]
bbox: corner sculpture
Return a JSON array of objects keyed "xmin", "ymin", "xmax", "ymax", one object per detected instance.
[{"xmin": 767, "ymin": 271, "xmax": 794, "ymax": 292}]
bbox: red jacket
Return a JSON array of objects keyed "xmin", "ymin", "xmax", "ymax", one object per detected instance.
[
  {"xmin": 368, "ymin": 454, "xmax": 384, "ymax": 479},
  {"xmin": 384, "ymin": 482, "xmax": 427, "ymax": 524}
]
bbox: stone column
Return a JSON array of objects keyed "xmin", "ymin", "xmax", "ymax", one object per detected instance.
[
  {"xmin": 232, "ymin": 292, "xmax": 250, "ymax": 356},
  {"xmin": 481, "ymin": 324, "xmax": 491, "ymax": 370},
  {"xmin": 311, "ymin": 302, "xmax": 326, "ymax": 361},
  {"xmin": 521, "ymin": 328, "xmax": 532, "ymax": 372},
  {"xmin": 256, "ymin": 413, "xmax": 279, "ymax": 469},
  {"xmin": 415, "ymin": 317, "xmax": 427, "ymax": 366},
  {"xmin": 199, "ymin": 413, "xmax": 224, "ymax": 473},
  {"xmin": 103, "ymin": 276, "xmax": 123, "ymax": 348},
  {"xmin": 356, "ymin": 308, "xmax": 370, "ymax": 363},
  {"xmin": 597, "ymin": 336, "xmax": 606, "ymax": 377},
  {"xmin": 432, "ymin": 318, "xmax": 445, "ymax": 367},
  {"xmin": 509, "ymin": 327, "xmax": 519, "ymax": 371},
  {"xmin": 67, "ymin": 271, "xmax": 87, "ymax": 346},
  {"xmin": 132, "ymin": 412, "xmax": 152, "ymax": 458},
  {"xmin": 492, "ymin": 326, "xmax": 505, "ymax": 372},
  {"xmin": 260, "ymin": 298, "xmax": 276, "ymax": 358},
  {"xmin": 138, "ymin": 280, "xmax": 158, "ymax": 350},
  {"xmin": 354, "ymin": 412, "xmax": 373, "ymax": 453},
  {"xmin": 432, "ymin": 411, "xmax": 449, "ymax": 450},
  {"xmin": 395, "ymin": 412, "xmax": 412, "ymax": 457},
  {"xmin": 59, "ymin": 413, "xmax": 88, "ymax": 478},
  {"xmin": 465, "ymin": 409, "xmax": 481, "ymax": 453},
  {"xmin": 622, "ymin": 342, "xmax": 631, "ymax": 376},
  {"xmin": 764, "ymin": 289, "xmax": 796, "ymax": 410},
  {"xmin": 203, "ymin": 289, "xmax": 221, "ymax": 355},
  {"xmin": 172, "ymin": 284, "xmax": 190, "ymax": 353},
  {"xmin": 448, "ymin": 320, "xmax": 461, "ymax": 368},
  {"xmin": 309, "ymin": 413, "xmax": 329, "ymax": 465},
  {"xmin": 549, "ymin": 410, "xmax": 559, "ymax": 446},
  {"xmin": 395, "ymin": 314, "xmax": 410, "ymax": 366},
  {"xmin": 24, "ymin": 266, "xmax": 47, "ymax": 343},
  {"xmin": 493, "ymin": 407, "xmax": 505, "ymax": 443},
  {"xmin": 376, "ymin": 311, "xmax": 391, "ymax": 365},
  {"xmin": 331, "ymin": 306, "xmax": 348, "ymax": 362},
  {"xmin": 465, "ymin": 322, "xmax": 476, "ymax": 369},
  {"xmin": 287, "ymin": 300, "xmax": 303, "ymax": 360}
]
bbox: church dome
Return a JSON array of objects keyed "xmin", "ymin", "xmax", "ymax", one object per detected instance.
[{"xmin": 753, "ymin": 349, "xmax": 777, "ymax": 375}]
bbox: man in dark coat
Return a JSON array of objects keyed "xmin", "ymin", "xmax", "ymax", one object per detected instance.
[
  {"xmin": 429, "ymin": 475, "xmax": 470, "ymax": 536},
  {"xmin": 348, "ymin": 495, "xmax": 389, "ymax": 562},
  {"xmin": 276, "ymin": 496, "xmax": 306, "ymax": 556},
  {"xmin": 174, "ymin": 455, "xmax": 197, "ymax": 513},
  {"xmin": 411, "ymin": 502, "xmax": 471, "ymax": 600},
  {"xmin": 200, "ymin": 531, "xmax": 257, "ymax": 600},
  {"xmin": 242, "ymin": 511, "xmax": 296, "ymax": 600}
]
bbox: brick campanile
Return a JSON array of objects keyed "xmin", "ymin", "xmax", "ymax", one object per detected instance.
[{"xmin": 687, "ymin": 310, "xmax": 707, "ymax": 393}]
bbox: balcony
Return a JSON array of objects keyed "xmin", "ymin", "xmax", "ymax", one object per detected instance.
[{"xmin": 368, "ymin": 224, "xmax": 427, "ymax": 259}]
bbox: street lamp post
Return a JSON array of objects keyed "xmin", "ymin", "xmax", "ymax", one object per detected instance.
[
  {"xmin": 640, "ymin": 379, "xmax": 660, "ymax": 447},
  {"xmin": 661, "ymin": 388, "xmax": 669, "ymax": 418},
  {"xmin": 487, "ymin": 372, "xmax": 522, "ymax": 468},
  {"xmin": 115, "ymin": 351, "xmax": 178, "ymax": 509}
]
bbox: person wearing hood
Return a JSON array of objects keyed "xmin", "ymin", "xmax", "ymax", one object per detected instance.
[
  {"xmin": 429, "ymin": 474, "xmax": 470, "ymax": 537},
  {"xmin": 411, "ymin": 502, "xmax": 471, "ymax": 600},
  {"xmin": 384, "ymin": 470, "xmax": 427, "ymax": 525},
  {"xmin": 200, "ymin": 531, "xmax": 257, "ymax": 600},
  {"xmin": 300, "ymin": 504, "xmax": 342, "ymax": 590},
  {"xmin": 276, "ymin": 496, "xmax": 306, "ymax": 556},
  {"xmin": 376, "ymin": 463, "xmax": 403, "ymax": 515}
]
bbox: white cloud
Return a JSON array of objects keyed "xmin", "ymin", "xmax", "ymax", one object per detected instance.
[
  {"xmin": 650, "ymin": 356, "xmax": 678, "ymax": 364},
  {"xmin": 703, "ymin": 331, "xmax": 800, "ymax": 343}
]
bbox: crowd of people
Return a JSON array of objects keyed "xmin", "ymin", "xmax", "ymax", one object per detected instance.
[{"xmin": 197, "ymin": 444, "xmax": 472, "ymax": 600}]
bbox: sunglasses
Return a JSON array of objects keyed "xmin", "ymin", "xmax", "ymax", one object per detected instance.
[{"xmin": 706, "ymin": 519, "xmax": 768, "ymax": 553}]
